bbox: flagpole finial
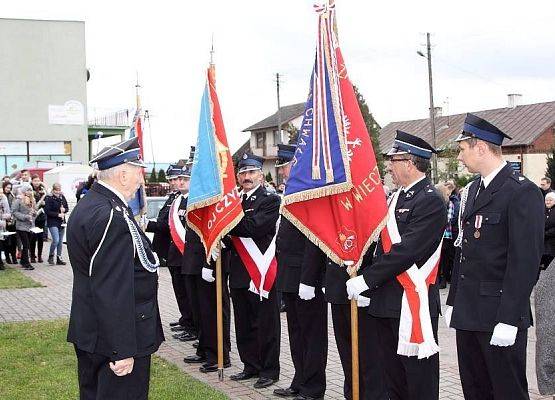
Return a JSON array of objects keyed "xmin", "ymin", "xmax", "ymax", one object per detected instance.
[
  {"xmin": 209, "ymin": 34, "xmax": 215, "ymax": 66},
  {"xmin": 135, "ymin": 71, "xmax": 142, "ymax": 110}
]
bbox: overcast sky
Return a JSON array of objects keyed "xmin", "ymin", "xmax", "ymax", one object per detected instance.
[{"xmin": 3, "ymin": 0, "xmax": 555, "ymax": 162}]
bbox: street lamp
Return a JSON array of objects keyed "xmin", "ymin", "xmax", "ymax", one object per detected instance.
[{"xmin": 417, "ymin": 33, "xmax": 438, "ymax": 183}]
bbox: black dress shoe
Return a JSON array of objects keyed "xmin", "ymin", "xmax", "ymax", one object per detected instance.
[
  {"xmin": 183, "ymin": 354, "xmax": 207, "ymax": 364},
  {"xmin": 230, "ymin": 371, "xmax": 258, "ymax": 381},
  {"xmin": 170, "ymin": 325, "xmax": 187, "ymax": 332},
  {"xmin": 192, "ymin": 340, "xmax": 199, "ymax": 348},
  {"xmin": 169, "ymin": 321, "xmax": 182, "ymax": 327},
  {"xmin": 177, "ymin": 332, "xmax": 198, "ymax": 342},
  {"xmin": 254, "ymin": 377, "xmax": 278, "ymax": 389},
  {"xmin": 293, "ymin": 396, "xmax": 323, "ymax": 400},
  {"xmin": 199, "ymin": 361, "xmax": 231, "ymax": 373},
  {"xmin": 274, "ymin": 387, "xmax": 300, "ymax": 397}
]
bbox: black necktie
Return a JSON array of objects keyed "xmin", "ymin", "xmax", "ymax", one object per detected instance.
[
  {"xmin": 242, "ymin": 194, "xmax": 248, "ymax": 203},
  {"xmin": 476, "ymin": 181, "xmax": 486, "ymax": 199}
]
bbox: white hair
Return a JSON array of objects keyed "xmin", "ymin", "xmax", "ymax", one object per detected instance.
[
  {"xmin": 96, "ymin": 164, "xmax": 128, "ymax": 182},
  {"xmin": 545, "ymin": 192, "xmax": 555, "ymax": 202}
]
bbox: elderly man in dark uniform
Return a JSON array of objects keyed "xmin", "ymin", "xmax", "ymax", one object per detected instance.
[
  {"xmin": 445, "ymin": 114, "xmax": 544, "ymax": 400},
  {"xmin": 273, "ymin": 144, "xmax": 328, "ymax": 400},
  {"xmin": 224, "ymin": 153, "xmax": 281, "ymax": 389},
  {"xmin": 67, "ymin": 137, "xmax": 164, "ymax": 400},
  {"xmin": 346, "ymin": 131, "xmax": 446, "ymax": 400}
]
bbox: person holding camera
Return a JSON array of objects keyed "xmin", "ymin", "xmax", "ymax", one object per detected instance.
[{"xmin": 45, "ymin": 183, "xmax": 69, "ymax": 265}]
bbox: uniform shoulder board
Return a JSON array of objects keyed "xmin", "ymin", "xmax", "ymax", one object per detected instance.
[{"xmin": 509, "ymin": 170, "xmax": 527, "ymax": 184}]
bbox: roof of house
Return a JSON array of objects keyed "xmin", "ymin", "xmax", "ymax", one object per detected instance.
[
  {"xmin": 232, "ymin": 139, "xmax": 251, "ymax": 161},
  {"xmin": 243, "ymin": 102, "xmax": 306, "ymax": 132},
  {"xmin": 379, "ymin": 101, "xmax": 555, "ymax": 152}
]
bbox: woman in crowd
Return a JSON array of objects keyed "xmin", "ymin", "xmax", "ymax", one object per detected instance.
[
  {"xmin": 0, "ymin": 191, "xmax": 11, "ymax": 270},
  {"xmin": 30, "ymin": 174, "xmax": 46, "ymax": 263},
  {"xmin": 45, "ymin": 183, "xmax": 68, "ymax": 265},
  {"xmin": 535, "ymin": 191, "xmax": 555, "ymax": 398},
  {"xmin": 11, "ymin": 184, "xmax": 36, "ymax": 270},
  {"xmin": 2, "ymin": 182, "xmax": 18, "ymax": 263}
]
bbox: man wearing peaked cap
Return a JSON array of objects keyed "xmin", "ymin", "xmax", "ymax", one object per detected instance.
[
  {"xmin": 146, "ymin": 164, "xmax": 181, "ymax": 268},
  {"xmin": 346, "ymin": 130, "xmax": 446, "ymax": 399},
  {"xmin": 89, "ymin": 136, "xmax": 147, "ymax": 170},
  {"xmin": 274, "ymin": 143, "xmax": 329, "ymax": 400},
  {"xmin": 67, "ymin": 136, "xmax": 164, "ymax": 399},
  {"xmin": 214, "ymin": 152, "xmax": 281, "ymax": 389},
  {"xmin": 446, "ymin": 114, "xmax": 543, "ymax": 400}
]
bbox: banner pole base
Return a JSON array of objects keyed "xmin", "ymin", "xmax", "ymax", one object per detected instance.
[{"xmin": 218, "ymin": 368, "xmax": 224, "ymax": 382}]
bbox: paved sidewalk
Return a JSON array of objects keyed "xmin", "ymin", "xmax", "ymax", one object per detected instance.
[{"xmin": 0, "ymin": 260, "xmax": 550, "ymax": 399}]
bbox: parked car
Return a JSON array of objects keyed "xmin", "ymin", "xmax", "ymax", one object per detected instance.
[{"xmin": 144, "ymin": 196, "xmax": 168, "ymax": 241}]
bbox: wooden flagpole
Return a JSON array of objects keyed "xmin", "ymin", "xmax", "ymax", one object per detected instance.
[
  {"xmin": 346, "ymin": 262, "xmax": 360, "ymax": 400},
  {"xmin": 216, "ymin": 242, "xmax": 224, "ymax": 381}
]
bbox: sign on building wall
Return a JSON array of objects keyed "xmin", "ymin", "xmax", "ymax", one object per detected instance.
[{"xmin": 48, "ymin": 100, "xmax": 85, "ymax": 125}]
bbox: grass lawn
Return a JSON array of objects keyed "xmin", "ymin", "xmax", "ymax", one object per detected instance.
[
  {"xmin": 0, "ymin": 319, "xmax": 229, "ymax": 400},
  {"xmin": 0, "ymin": 266, "xmax": 43, "ymax": 289}
]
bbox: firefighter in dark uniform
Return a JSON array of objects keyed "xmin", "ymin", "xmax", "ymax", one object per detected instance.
[
  {"xmin": 224, "ymin": 153, "xmax": 281, "ymax": 389},
  {"xmin": 145, "ymin": 164, "xmax": 179, "ymax": 326},
  {"xmin": 181, "ymin": 146, "xmax": 232, "ymax": 370},
  {"xmin": 302, "ymin": 243, "xmax": 388, "ymax": 400},
  {"xmin": 273, "ymin": 144, "xmax": 328, "ymax": 400},
  {"xmin": 164, "ymin": 162, "xmax": 197, "ymax": 342},
  {"xmin": 67, "ymin": 137, "xmax": 164, "ymax": 400},
  {"xmin": 346, "ymin": 131, "xmax": 446, "ymax": 400},
  {"xmin": 446, "ymin": 114, "xmax": 544, "ymax": 400}
]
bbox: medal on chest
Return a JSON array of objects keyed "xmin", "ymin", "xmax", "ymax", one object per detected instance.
[{"xmin": 474, "ymin": 215, "xmax": 483, "ymax": 239}]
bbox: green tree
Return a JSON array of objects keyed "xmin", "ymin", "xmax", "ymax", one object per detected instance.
[
  {"xmin": 148, "ymin": 167, "xmax": 158, "ymax": 183},
  {"xmin": 285, "ymin": 123, "xmax": 299, "ymax": 144},
  {"xmin": 265, "ymin": 171, "xmax": 273, "ymax": 182},
  {"xmin": 157, "ymin": 168, "xmax": 167, "ymax": 183},
  {"xmin": 546, "ymin": 148, "xmax": 555, "ymax": 188},
  {"xmin": 353, "ymin": 85, "xmax": 384, "ymax": 177}
]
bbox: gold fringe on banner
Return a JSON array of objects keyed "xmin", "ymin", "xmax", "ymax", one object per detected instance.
[{"xmin": 281, "ymin": 205, "xmax": 387, "ymax": 270}]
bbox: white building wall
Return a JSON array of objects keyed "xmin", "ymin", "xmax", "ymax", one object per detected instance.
[{"xmin": 0, "ymin": 18, "xmax": 88, "ymax": 175}]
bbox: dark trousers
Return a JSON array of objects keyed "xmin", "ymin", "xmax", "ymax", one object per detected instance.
[
  {"xmin": 283, "ymin": 291, "xmax": 328, "ymax": 398},
  {"xmin": 168, "ymin": 265, "xmax": 195, "ymax": 332},
  {"xmin": 30, "ymin": 230, "xmax": 44, "ymax": 259},
  {"xmin": 373, "ymin": 316, "xmax": 439, "ymax": 400},
  {"xmin": 197, "ymin": 273, "xmax": 231, "ymax": 364},
  {"xmin": 230, "ymin": 286, "xmax": 280, "ymax": 379},
  {"xmin": 183, "ymin": 273, "xmax": 204, "ymax": 357},
  {"xmin": 439, "ymin": 238, "xmax": 455, "ymax": 284},
  {"xmin": 332, "ymin": 304, "xmax": 389, "ymax": 400},
  {"xmin": 456, "ymin": 329, "xmax": 529, "ymax": 400},
  {"xmin": 2, "ymin": 225, "xmax": 17, "ymax": 262},
  {"xmin": 75, "ymin": 346, "xmax": 151, "ymax": 400},
  {"xmin": 16, "ymin": 230, "xmax": 31, "ymax": 266}
]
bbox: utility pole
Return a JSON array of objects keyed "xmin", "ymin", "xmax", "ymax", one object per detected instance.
[
  {"xmin": 425, "ymin": 32, "xmax": 438, "ymax": 183},
  {"xmin": 276, "ymin": 73, "xmax": 282, "ymax": 145}
]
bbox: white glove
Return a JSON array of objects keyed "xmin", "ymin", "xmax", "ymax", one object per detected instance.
[
  {"xmin": 490, "ymin": 323, "xmax": 518, "ymax": 347},
  {"xmin": 201, "ymin": 267, "xmax": 215, "ymax": 283},
  {"xmin": 298, "ymin": 283, "xmax": 315, "ymax": 300},
  {"xmin": 210, "ymin": 247, "xmax": 220, "ymax": 262},
  {"xmin": 357, "ymin": 295, "xmax": 370, "ymax": 307},
  {"xmin": 346, "ymin": 275, "xmax": 369, "ymax": 300},
  {"xmin": 444, "ymin": 306, "xmax": 453, "ymax": 328}
]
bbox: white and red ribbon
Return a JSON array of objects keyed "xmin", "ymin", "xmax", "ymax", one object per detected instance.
[
  {"xmin": 384, "ymin": 189, "xmax": 442, "ymax": 359},
  {"xmin": 231, "ymin": 232, "xmax": 278, "ymax": 300},
  {"xmin": 169, "ymin": 194, "xmax": 186, "ymax": 255}
]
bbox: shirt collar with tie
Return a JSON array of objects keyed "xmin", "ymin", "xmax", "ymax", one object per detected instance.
[{"xmin": 242, "ymin": 184, "xmax": 261, "ymax": 201}]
